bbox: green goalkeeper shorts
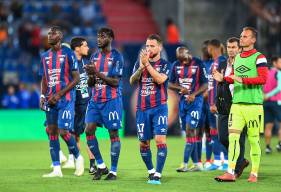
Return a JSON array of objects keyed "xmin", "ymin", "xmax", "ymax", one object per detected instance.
[{"xmin": 228, "ymin": 104, "xmax": 264, "ymax": 135}]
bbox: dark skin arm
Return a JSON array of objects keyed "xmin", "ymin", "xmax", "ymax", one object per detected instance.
[
  {"xmin": 87, "ymin": 75, "xmax": 96, "ymax": 87},
  {"xmin": 40, "ymin": 75, "xmax": 48, "ymax": 110},
  {"xmin": 168, "ymin": 82, "xmax": 189, "ymax": 94},
  {"xmin": 48, "ymin": 70, "xmax": 80, "ymax": 105},
  {"xmin": 84, "ymin": 63, "xmax": 119, "ymax": 87}
]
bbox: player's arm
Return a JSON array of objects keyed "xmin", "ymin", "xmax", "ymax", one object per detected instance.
[
  {"xmin": 146, "ymin": 64, "xmax": 168, "ymax": 84},
  {"xmin": 87, "ymin": 74, "xmax": 96, "ymax": 87},
  {"xmin": 40, "ymin": 75, "xmax": 47, "ymax": 110},
  {"xmin": 130, "ymin": 63, "xmax": 145, "ymax": 85},
  {"xmin": 192, "ymin": 61, "xmax": 208, "ymax": 96},
  {"xmin": 232, "ymin": 55, "xmax": 268, "ymax": 85},
  {"xmin": 48, "ymin": 70, "xmax": 80, "ymax": 105}
]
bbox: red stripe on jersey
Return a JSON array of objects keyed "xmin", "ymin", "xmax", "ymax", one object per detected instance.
[
  {"xmin": 101, "ymin": 53, "xmax": 111, "ymax": 102},
  {"xmin": 195, "ymin": 65, "xmax": 200, "ymax": 91},
  {"xmin": 55, "ymin": 50, "xmax": 62, "ymax": 94},
  {"xmin": 48, "ymin": 51, "xmax": 53, "ymax": 98},
  {"xmin": 64, "ymin": 54, "xmax": 70, "ymax": 101},
  {"xmin": 141, "ymin": 69, "xmax": 147, "ymax": 110},
  {"xmin": 94, "ymin": 53, "xmax": 102, "ymax": 102},
  {"xmin": 150, "ymin": 60, "xmax": 160, "ymax": 108}
]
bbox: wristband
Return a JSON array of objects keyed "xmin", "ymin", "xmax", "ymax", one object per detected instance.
[{"xmin": 40, "ymin": 94, "xmax": 45, "ymax": 99}]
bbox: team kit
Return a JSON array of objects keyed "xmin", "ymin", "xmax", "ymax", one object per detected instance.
[{"xmin": 39, "ymin": 26, "xmax": 268, "ymax": 184}]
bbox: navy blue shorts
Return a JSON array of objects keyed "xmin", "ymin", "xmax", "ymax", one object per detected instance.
[
  {"xmin": 85, "ymin": 97, "xmax": 123, "ymax": 130},
  {"xmin": 179, "ymin": 96, "xmax": 203, "ymax": 130},
  {"xmin": 136, "ymin": 104, "xmax": 168, "ymax": 141},
  {"xmin": 45, "ymin": 100, "xmax": 75, "ymax": 130},
  {"xmin": 72, "ymin": 103, "xmax": 88, "ymax": 135},
  {"xmin": 264, "ymin": 101, "xmax": 281, "ymax": 123}
]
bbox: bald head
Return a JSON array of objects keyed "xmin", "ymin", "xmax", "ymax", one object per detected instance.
[{"xmin": 176, "ymin": 46, "xmax": 191, "ymax": 64}]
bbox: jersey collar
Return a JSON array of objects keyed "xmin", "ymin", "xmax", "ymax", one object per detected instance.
[{"xmin": 240, "ymin": 49, "xmax": 257, "ymax": 58}]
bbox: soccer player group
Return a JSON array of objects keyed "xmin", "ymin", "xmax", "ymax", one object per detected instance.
[{"xmin": 39, "ymin": 25, "xmax": 268, "ymax": 184}]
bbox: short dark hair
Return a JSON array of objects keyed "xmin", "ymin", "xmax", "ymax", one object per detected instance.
[
  {"xmin": 50, "ymin": 25, "xmax": 63, "ymax": 33},
  {"xmin": 243, "ymin": 26, "xmax": 258, "ymax": 38},
  {"xmin": 147, "ymin": 34, "xmax": 163, "ymax": 44},
  {"xmin": 271, "ymin": 56, "xmax": 281, "ymax": 64},
  {"xmin": 227, "ymin": 37, "xmax": 240, "ymax": 47},
  {"xmin": 97, "ymin": 27, "xmax": 115, "ymax": 40},
  {"xmin": 208, "ymin": 39, "xmax": 221, "ymax": 48},
  {"xmin": 70, "ymin": 36, "xmax": 87, "ymax": 50}
]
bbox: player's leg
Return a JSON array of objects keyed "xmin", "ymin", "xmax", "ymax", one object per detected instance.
[
  {"xmin": 215, "ymin": 104, "xmax": 245, "ymax": 182},
  {"xmin": 264, "ymin": 101, "xmax": 274, "ymax": 154},
  {"xmin": 136, "ymin": 108, "xmax": 155, "ymax": 180},
  {"xmin": 206, "ymin": 112, "xmax": 221, "ymax": 170},
  {"xmin": 217, "ymin": 114, "xmax": 229, "ymax": 171},
  {"xmin": 204, "ymin": 104, "xmax": 213, "ymax": 169},
  {"xmin": 58, "ymin": 101, "xmax": 84, "ymax": 176},
  {"xmin": 148, "ymin": 105, "xmax": 168, "ymax": 185},
  {"xmin": 43, "ymin": 109, "xmax": 62, "ymax": 178},
  {"xmin": 246, "ymin": 105, "xmax": 263, "ymax": 182}
]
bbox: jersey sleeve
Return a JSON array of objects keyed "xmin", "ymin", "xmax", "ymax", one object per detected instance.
[
  {"xmin": 256, "ymin": 54, "xmax": 267, "ymax": 68},
  {"xmin": 38, "ymin": 56, "xmax": 44, "ymax": 76},
  {"xmin": 68, "ymin": 50, "xmax": 78, "ymax": 71},
  {"xmin": 111, "ymin": 53, "xmax": 124, "ymax": 77},
  {"xmin": 132, "ymin": 61, "xmax": 140, "ymax": 74},
  {"xmin": 169, "ymin": 62, "xmax": 177, "ymax": 83},
  {"xmin": 199, "ymin": 60, "xmax": 208, "ymax": 85}
]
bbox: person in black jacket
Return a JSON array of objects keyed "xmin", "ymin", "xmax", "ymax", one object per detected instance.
[{"xmin": 213, "ymin": 37, "xmax": 249, "ymax": 178}]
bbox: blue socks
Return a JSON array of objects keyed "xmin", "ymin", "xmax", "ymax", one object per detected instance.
[
  {"xmin": 210, "ymin": 129, "xmax": 221, "ymax": 162},
  {"xmin": 110, "ymin": 137, "xmax": 121, "ymax": 173},
  {"xmin": 49, "ymin": 135, "xmax": 60, "ymax": 166},
  {"xmin": 62, "ymin": 132, "xmax": 80, "ymax": 159},
  {"xmin": 87, "ymin": 135, "xmax": 104, "ymax": 165},
  {"xmin": 156, "ymin": 144, "xmax": 167, "ymax": 174},
  {"xmin": 140, "ymin": 146, "xmax": 154, "ymax": 171},
  {"xmin": 206, "ymin": 136, "xmax": 212, "ymax": 162},
  {"xmin": 184, "ymin": 137, "xmax": 196, "ymax": 164}
]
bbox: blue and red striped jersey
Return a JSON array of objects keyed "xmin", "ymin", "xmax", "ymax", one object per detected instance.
[
  {"xmin": 90, "ymin": 49, "xmax": 123, "ymax": 103},
  {"xmin": 207, "ymin": 55, "xmax": 227, "ymax": 106},
  {"xmin": 170, "ymin": 57, "xmax": 207, "ymax": 101},
  {"xmin": 39, "ymin": 46, "xmax": 78, "ymax": 102},
  {"xmin": 133, "ymin": 58, "xmax": 171, "ymax": 110}
]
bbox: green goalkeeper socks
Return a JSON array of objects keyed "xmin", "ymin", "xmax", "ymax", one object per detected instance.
[
  {"xmin": 248, "ymin": 135, "xmax": 261, "ymax": 176},
  {"xmin": 228, "ymin": 133, "xmax": 240, "ymax": 174}
]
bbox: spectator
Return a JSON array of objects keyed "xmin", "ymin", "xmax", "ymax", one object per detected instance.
[
  {"xmin": 29, "ymin": 83, "xmax": 40, "ymax": 109},
  {"xmin": 17, "ymin": 82, "xmax": 30, "ymax": 109},
  {"xmin": 166, "ymin": 18, "xmax": 180, "ymax": 44},
  {"xmin": 1, "ymin": 85, "xmax": 19, "ymax": 109},
  {"xmin": 80, "ymin": 0, "xmax": 96, "ymax": 26}
]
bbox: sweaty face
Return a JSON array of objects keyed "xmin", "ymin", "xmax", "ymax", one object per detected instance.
[
  {"xmin": 227, "ymin": 42, "xmax": 239, "ymax": 58},
  {"xmin": 97, "ymin": 32, "xmax": 111, "ymax": 48},
  {"xmin": 47, "ymin": 29, "xmax": 62, "ymax": 45},
  {"xmin": 145, "ymin": 39, "xmax": 162, "ymax": 58},
  {"xmin": 240, "ymin": 30, "xmax": 256, "ymax": 48},
  {"xmin": 79, "ymin": 41, "xmax": 89, "ymax": 56}
]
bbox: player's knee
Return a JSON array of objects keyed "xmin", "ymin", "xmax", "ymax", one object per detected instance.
[
  {"xmin": 248, "ymin": 135, "xmax": 259, "ymax": 145},
  {"xmin": 155, "ymin": 136, "xmax": 166, "ymax": 145},
  {"xmin": 109, "ymin": 130, "xmax": 119, "ymax": 139},
  {"xmin": 59, "ymin": 129, "xmax": 68, "ymax": 137},
  {"xmin": 190, "ymin": 129, "xmax": 197, "ymax": 137},
  {"xmin": 85, "ymin": 124, "xmax": 96, "ymax": 136},
  {"xmin": 48, "ymin": 125, "xmax": 58, "ymax": 135}
]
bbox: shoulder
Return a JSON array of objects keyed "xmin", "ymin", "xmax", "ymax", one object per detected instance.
[
  {"xmin": 111, "ymin": 49, "xmax": 123, "ymax": 58},
  {"xmin": 40, "ymin": 49, "xmax": 50, "ymax": 58},
  {"xmin": 192, "ymin": 57, "xmax": 203, "ymax": 65},
  {"xmin": 160, "ymin": 58, "xmax": 171, "ymax": 66}
]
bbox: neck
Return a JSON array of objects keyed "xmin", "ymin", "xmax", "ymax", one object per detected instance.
[
  {"xmin": 75, "ymin": 52, "xmax": 82, "ymax": 60},
  {"xmin": 51, "ymin": 42, "xmax": 61, "ymax": 51},
  {"xmin": 242, "ymin": 45, "xmax": 254, "ymax": 52},
  {"xmin": 212, "ymin": 52, "xmax": 221, "ymax": 60},
  {"xmin": 228, "ymin": 56, "xmax": 235, "ymax": 65},
  {"xmin": 100, "ymin": 44, "xmax": 111, "ymax": 54},
  {"xmin": 149, "ymin": 54, "xmax": 161, "ymax": 62}
]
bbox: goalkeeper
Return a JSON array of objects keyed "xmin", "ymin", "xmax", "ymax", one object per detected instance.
[{"xmin": 213, "ymin": 27, "xmax": 268, "ymax": 183}]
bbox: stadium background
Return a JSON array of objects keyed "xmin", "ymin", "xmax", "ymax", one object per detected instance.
[{"xmin": 0, "ymin": 0, "xmax": 280, "ymax": 139}]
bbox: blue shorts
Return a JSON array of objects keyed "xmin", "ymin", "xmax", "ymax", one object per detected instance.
[
  {"xmin": 85, "ymin": 97, "xmax": 123, "ymax": 130},
  {"xmin": 45, "ymin": 100, "xmax": 75, "ymax": 130},
  {"xmin": 179, "ymin": 96, "xmax": 203, "ymax": 130},
  {"xmin": 264, "ymin": 101, "xmax": 281, "ymax": 123},
  {"xmin": 136, "ymin": 104, "xmax": 168, "ymax": 141},
  {"xmin": 72, "ymin": 103, "xmax": 88, "ymax": 135}
]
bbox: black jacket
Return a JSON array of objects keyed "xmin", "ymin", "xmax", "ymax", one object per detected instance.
[{"xmin": 216, "ymin": 60, "xmax": 233, "ymax": 115}]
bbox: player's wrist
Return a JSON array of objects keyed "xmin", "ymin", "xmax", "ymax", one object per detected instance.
[{"xmin": 40, "ymin": 94, "xmax": 45, "ymax": 99}]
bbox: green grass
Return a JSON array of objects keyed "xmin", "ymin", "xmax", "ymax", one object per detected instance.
[{"xmin": 0, "ymin": 137, "xmax": 281, "ymax": 192}]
